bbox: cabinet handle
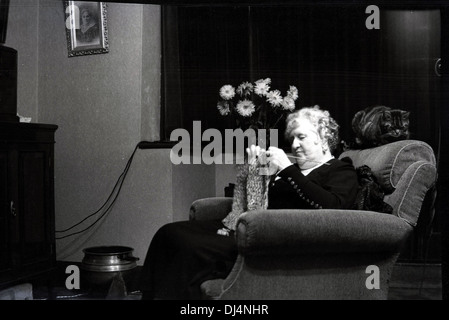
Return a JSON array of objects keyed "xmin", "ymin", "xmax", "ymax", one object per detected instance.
[{"xmin": 10, "ymin": 201, "xmax": 16, "ymax": 217}]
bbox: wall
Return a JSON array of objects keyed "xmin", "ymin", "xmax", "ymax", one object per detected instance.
[
  {"xmin": 4, "ymin": 0, "xmax": 224, "ymax": 264},
  {"xmin": 38, "ymin": 0, "xmax": 162, "ymax": 263},
  {"xmin": 215, "ymin": 155, "xmax": 238, "ymax": 197},
  {"xmin": 4, "ymin": 0, "xmax": 39, "ymax": 120}
]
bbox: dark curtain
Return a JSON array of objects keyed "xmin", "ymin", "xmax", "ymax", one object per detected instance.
[
  {"xmin": 161, "ymin": 5, "xmax": 182, "ymax": 140},
  {"xmin": 161, "ymin": 6, "xmax": 251, "ymax": 141},
  {"xmin": 161, "ymin": 5, "xmax": 441, "ymax": 154},
  {"xmin": 439, "ymin": 6, "xmax": 449, "ymax": 301}
]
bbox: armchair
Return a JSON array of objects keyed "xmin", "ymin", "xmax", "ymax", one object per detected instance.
[{"xmin": 189, "ymin": 140, "xmax": 437, "ymax": 300}]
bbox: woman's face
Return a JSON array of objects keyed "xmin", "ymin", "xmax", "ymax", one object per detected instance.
[
  {"xmin": 289, "ymin": 118, "xmax": 326, "ymax": 169},
  {"xmin": 81, "ymin": 11, "xmax": 91, "ymax": 25}
]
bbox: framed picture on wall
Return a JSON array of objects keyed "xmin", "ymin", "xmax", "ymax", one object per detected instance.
[{"xmin": 64, "ymin": 1, "xmax": 109, "ymax": 57}]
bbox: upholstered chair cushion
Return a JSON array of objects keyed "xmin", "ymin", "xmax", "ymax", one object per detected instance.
[{"xmin": 340, "ymin": 140, "xmax": 437, "ymax": 226}]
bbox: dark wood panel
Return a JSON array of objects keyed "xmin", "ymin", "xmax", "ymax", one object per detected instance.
[
  {"xmin": 0, "ymin": 123, "xmax": 57, "ymax": 289},
  {"xmin": 0, "ymin": 151, "xmax": 12, "ymax": 273}
]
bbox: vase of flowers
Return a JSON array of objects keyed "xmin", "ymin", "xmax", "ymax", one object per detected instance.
[
  {"xmin": 217, "ymin": 78, "xmax": 299, "ymax": 150},
  {"xmin": 217, "ymin": 78, "xmax": 298, "ymax": 131}
]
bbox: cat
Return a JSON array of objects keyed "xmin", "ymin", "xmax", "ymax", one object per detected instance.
[{"xmin": 351, "ymin": 105, "xmax": 410, "ymax": 149}]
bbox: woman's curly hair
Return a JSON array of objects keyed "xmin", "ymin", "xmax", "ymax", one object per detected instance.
[{"xmin": 284, "ymin": 105, "xmax": 340, "ymax": 154}]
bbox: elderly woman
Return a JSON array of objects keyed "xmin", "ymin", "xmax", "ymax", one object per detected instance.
[
  {"xmin": 256, "ymin": 105, "xmax": 358, "ymax": 210},
  {"xmin": 140, "ymin": 105, "xmax": 359, "ymax": 300}
]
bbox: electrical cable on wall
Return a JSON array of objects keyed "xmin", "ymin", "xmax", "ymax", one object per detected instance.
[{"xmin": 55, "ymin": 141, "xmax": 147, "ymax": 240}]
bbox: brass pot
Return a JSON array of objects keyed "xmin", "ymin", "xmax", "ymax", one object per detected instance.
[{"xmin": 81, "ymin": 246, "xmax": 139, "ymax": 288}]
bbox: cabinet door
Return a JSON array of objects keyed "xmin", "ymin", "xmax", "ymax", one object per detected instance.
[
  {"xmin": 0, "ymin": 150, "xmax": 12, "ymax": 273},
  {"xmin": 0, "ymin": 124, "xmax": 57, "ymax": 287},
  {"xmin": 17, "ymin": 146, "xmax": 55, "ymax": 272}
]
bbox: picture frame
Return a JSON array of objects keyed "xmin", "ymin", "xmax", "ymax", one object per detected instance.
[{"xmin": 64, "ymin": 1, "xmax": 109, "ymax": 57}]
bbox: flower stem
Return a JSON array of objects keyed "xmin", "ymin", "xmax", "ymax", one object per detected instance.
[{"xmin": 271, "ymin": 114, "xmax": 284, "ymax": 129}]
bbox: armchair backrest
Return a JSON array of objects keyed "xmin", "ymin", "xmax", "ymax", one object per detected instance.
[{"xmin": 340, "ymin": 140, "xmax": 437, "ymax": 227}]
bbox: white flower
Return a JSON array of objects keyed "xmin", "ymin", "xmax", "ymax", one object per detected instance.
[
  {"xmin": 287, "ymin": 86, "xmax": 299, "ymax": 101},
  {"xmin": 219, "ymin": 85, "xmax": 236, "ymax": 100},
  {"xmin": 254, "ymin": 81, "xmax": 270, "ymax": 96},
  {"xmin": 236, "ymin": 99, "xmax": 256, "ymax": 117},
  {"xmin": 266, "ymin": 90, "xmax": 283, "ymax": 107},
  {"xmin": 236, "ymin": 82, "xmax": 253, "ymax": 96},
  {"xmin": 281, "ymin": 96, "xmax": 296, "ymax": 111},
  {"xmin": 256, "ymin": 78, "xmax": 271, "ymax": 85},
  {"xmin": 217, "ymin": 101, "xmax": 230, "ymax": 115}
]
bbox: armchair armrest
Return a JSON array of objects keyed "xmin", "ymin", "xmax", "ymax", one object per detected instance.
[
  {"xmin": 189, "ymin": 197, "xmax": 233, "ymax": 221},
  {"xmin": 236, "ymin": 209, "xmax": 413, "ymax": 256}
]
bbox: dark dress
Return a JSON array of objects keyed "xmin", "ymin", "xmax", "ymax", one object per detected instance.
[
  {"xmin": 76, "ymin": 24, "xmax": 100, "ymax": 44},
  {"xmin": 139, "ymin": 158, "xmax": 358, "ymax": 300}
]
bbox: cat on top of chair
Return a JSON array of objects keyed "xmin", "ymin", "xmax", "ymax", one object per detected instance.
[{"xmin": 346, "ymin": 105, "xmax": 410, "ymax": 150}]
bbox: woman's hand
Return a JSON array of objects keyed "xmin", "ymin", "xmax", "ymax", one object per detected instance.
[
  {"xmin": 266, "ymin": 146, "xmax": 292, "ymax": 174},
  {"xmin": 246, "ymin": 145, "xmax": 292, "ymax": 175},
  {"xmin": 246, "ymin": 145, "xmax": 266, "ymax": 165}
]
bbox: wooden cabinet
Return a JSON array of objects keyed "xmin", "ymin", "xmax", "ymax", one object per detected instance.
[{"xmin": 0, "ymin": 122, "xmax": 58, "ymax": 289}]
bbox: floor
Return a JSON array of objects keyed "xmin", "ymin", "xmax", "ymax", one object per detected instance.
[
  {"xmin": 30, "ymin": 261, "xmax": 143, "ymax": 300},
  {"xmin": 0, "ymin": 261, "xmax": 443, "ymax": 300},
  {"xmin": 388, "ymin": 262, "xmax": 442, "ymax": 300}
]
